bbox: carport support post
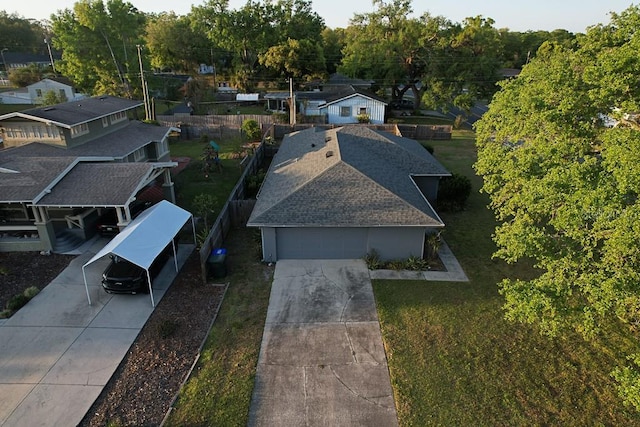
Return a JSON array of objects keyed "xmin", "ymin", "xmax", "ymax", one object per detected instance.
[
  {"xmin": 146, "ymin": 269, "xmax": 155, "ymax": 307},
  {"xmin": 82, "ymin": 266, "xmax": 92, "ymax": 305}
]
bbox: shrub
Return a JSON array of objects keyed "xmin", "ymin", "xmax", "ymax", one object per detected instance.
[
  {"xmin": 364, "ymin": 250, "xmax": 382, "ymax": 270},
  {"xmin": 438, "ymin": 173, "xmax": 472, "ymax": 212},
  {"xmin": 158, "ymin": 319, "xmax": 179, "ymax": 339},
  {"xmin": 356, "ymin": 113, "xmax": 370, "ymax": 123},
  {"xmin": 7, "ymin": 294, "xmax": 30, "ymax": 311},
  {"xmin": 241, "ymin": 119, "xmax": 261, "ymax": 141},
  {"xmin": 23, "ymin": 286, "xmax": 40, "ymax": 299},
  {"xmin": 422, "ymin": 143, "xmax": 434, "ymax": 154}
]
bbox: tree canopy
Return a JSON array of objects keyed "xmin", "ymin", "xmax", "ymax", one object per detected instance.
[
  {"xmin": 340, "ymin": 0, "xmax": 503, "ymax": 111},
  {"xmin": 51, "ymin": 0, "xmax": 147, "ymax": 96},
  {"xmin": 475, "ymin": 5, "xmax": 640, "ymax": 409}
]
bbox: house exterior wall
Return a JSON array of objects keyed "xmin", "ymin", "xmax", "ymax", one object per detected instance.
[
  {"xmin": 28, "ymin": 80, "xmax": 74, "ymax": 104},
  {"xmin": 412, "ymin": 176, "xmax": 441, "ymax": 204},
  {"xmin": 321, "ymin": 95, "xmax": 385, "ymax": 125},
  {"xmin": 261, "ymin": 226, "xmax": 427, "ymax": 262}
]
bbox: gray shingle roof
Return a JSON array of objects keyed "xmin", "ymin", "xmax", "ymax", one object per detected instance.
[
  {"xmin": 0, "ymin": 95, "xmax": 142, "ymax": 127},
  {"xmin": 0, "ymin": 121, "xmax": 170, "ymax": 160},
  {"xmin": 248, "ymin": 126, "xmax": 450, "ymax": 227},
  {"xmin": 0, "ymin": 157, "xmax": 76, "ymax": 203},
  {"xmin": 36, "ymin": 162, "xmax": 154, "ymax": 207}
]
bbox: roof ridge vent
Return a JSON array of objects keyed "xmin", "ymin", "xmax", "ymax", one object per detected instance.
[{"xmin": 43, "ymin": 107, "xmax": 55, "ymax": 111}]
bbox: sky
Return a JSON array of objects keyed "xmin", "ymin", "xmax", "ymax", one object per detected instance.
[{"xmin": 5, "ymin": 0, "xmax": 637, "ymax": 33}]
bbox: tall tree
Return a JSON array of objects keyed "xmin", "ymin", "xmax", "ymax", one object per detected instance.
[
  {"xmin": 475, "ymin": 5, "xmax": 640, "ymax": 409},
  {"xmin": 144, "ymin": 12, "xmax": 210, "ymax": 73},
  {"xmin": 192, "ymin": 0, "xmax": 324, "ymax": 90},
  {"xmin": 321, "ymin": 27, "xmax": 346, "ymax": 75},
  {"xmin": 192, "ymin": 0, "xmax": 274, "ymax": 91},
  {"xmin": 51, "ymin": 0, "xmax": 146, "ymax": 96},
  {"xmin": 0, "ymin": 12, "xmax": 45, "ymax": 54},
  {"xmin": 340, "ymin": 0, "xmax": 502, "ymax": 111}
]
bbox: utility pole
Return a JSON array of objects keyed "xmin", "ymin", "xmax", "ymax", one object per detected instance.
[
  {"xmin": 289, "ymin": 77, "xmax": 296, "ymax": 126},
  {"xmin": 0, "ymin": 48, "xmax": 7, "ymax": 75},
  {"xmin": 136, "ymin": 44, "xmax": 151, "ymax": 121},
  {"xmin": 44, "ymin": 39, "xmax": 56, "ymax": 73}
]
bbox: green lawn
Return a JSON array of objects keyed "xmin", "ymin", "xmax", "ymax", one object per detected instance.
[
  {"xmin": 164, "ymin": 129, "xmax": 640, "ymax": 425},
  {"xmin": 373, "ymin": 133, "xmax": 640, "ymax": 425},
  {"xmin": 169, "ymin": 138, "xmax": 244, "ymax": 215}
]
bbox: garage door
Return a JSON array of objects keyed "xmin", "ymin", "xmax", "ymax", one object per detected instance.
[{"xmin": 276, "ymin": 228, "xmax": 368, "ymax": 259}]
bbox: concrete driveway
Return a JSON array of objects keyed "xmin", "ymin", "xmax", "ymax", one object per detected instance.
[
  {"xmin": 0, "ymin": 237, "xmax": 193, "ymax": 427},
  {"xmin": 248, "ymin": 259, "xmax": 398, "ymax": 426}
]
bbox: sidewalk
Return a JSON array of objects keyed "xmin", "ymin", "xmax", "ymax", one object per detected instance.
[{"xmin": 0, "ymin": 238, "xmax": 192, "ymax": 427}]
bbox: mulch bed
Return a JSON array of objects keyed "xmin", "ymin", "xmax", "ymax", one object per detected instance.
[
  {"xmin": 0, "ymin": 252, "xmax": 75, "ymax": 313},
  {"xmin": 78, "ymin": 252, "xmax": 225, "ymax": 426}
]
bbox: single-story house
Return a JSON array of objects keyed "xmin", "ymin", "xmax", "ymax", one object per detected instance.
[
  {"xmin": 27, "ymin": 77, "xmax": 84, "ymax": 104},
  {"xmin": 265, "ymin": 86, "xmax": 387, "ymax": 124},
  {"xmin": 247, "ymin": 126, "xmax": 451, "ymax": 262}
]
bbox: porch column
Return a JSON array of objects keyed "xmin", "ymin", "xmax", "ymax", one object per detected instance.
[
  {"xmin": 33, "ymin": 206, "xmax": 55, "ymax": 252},
  {"xmin": 116, "ymin": 206, "xmax": 128, "ymax": 231},
  {"xmin": 162, "ymin": 169, "xmax": 176, "ymax": 203}
]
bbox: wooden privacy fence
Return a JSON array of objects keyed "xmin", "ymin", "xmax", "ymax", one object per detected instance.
[
  {"xmin": 197, "ymin": 136, "xmax": 267, "ymax": 284},
  {"xmin": 158, "ymin": 115, "xmax": 452, "ymax": 141}
]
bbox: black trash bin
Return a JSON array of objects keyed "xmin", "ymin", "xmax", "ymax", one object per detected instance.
[{"xmin": 207, "ymin": 248, "xmax": 227, "ymax": 279}]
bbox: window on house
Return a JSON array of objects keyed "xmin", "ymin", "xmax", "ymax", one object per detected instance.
[
  {"xmin": 70, "ymin": 123, "xmax": 89, "ymax": 138},
  {"xmin": 157, "ymin": 139, "xmax": 169, "ymax": 158},
  {"xmin": 340, "ymin": 106, "xmax": 351, "ymax": 117},
  {"xmin": 45, "ymin": 125, "xmax": 59, "ymax": 138},
  {"xmin": 36, "ymin": 89, "xmax": 42, "ymax": 97},
  {"xmin": 102, "ymin": 117, "xmax": 109, "ymax": 127},
  {"xmin": 133, "ymin": 147, "xmax": 145, "ymax": 161},
  {"xmin": 359, "ymin": 107, "xmax": 368, "ymax": 115},
  {"xmin": 59, "ymin": 89, "xmax": 65, "ymax": 98},
  {"xmin": 109, "ymin": 111, "xmax": 127, "ymax": 124}
]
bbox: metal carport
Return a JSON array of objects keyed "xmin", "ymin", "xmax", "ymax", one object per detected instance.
[{"xmin": 81, "ymin": 200, "xmax": 195, "ymax": 306}]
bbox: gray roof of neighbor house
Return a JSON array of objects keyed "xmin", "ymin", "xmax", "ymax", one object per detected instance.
[
  {"xmin": 247, "ymin": 126, "xmax": 450, "ymax": 228},
  {"xmin": 0, "ymin": 95, "xmax": 142, "ymax": 128},
  {"xmin": 319, "ymin": 86, "xmax": 387, "ymax": 106},
  {"xmin": 0, "ymin": 157, "xmax": 77, "ymax": 203},
  {"xmin": 36, "ymin": 162, "xmax": 155, "ymax": 207},
  {"xmin": 0, "ymin": 121, "xmax": 170, "ymax": 160}
]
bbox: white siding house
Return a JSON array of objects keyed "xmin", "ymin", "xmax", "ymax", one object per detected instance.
[
  {"xmin": 319, "ymin": 91, "xmax": 387, "ymax": 124},
  {"xmin": 27, "ymin": 78, "xmax": 82, "ymax": 104}
]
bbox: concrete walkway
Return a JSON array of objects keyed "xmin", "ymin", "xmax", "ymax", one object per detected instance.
[
  {"xmin": 248, "ymin": 259, "xmax": 398, "ymax": 426},
  {"xmin": 0, "ymin": 238, "xmax": 192, "ymax": 427}
]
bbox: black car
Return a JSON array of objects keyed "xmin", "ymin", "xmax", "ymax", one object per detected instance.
[
  {"xmin": 389, "ymin": 99, "xmax": 414, "ymax": 110},
  {"xmin": 101, "ymin": 242, "xmax": 175, "ymax": 294},
  {"xmin": 96, "ymin": 201, "xmax": 152, "ymax": 236}
]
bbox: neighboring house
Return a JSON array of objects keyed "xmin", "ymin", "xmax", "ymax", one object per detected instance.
[
  {"xmin": 317, "ymin": 87, "xmax": 387, "ymax": 124},
  {"xmin": 3, "ymin": 51, "xmax": 59, "ymax": 71},
  {"xmin": 247, "ymin": 126, "xmax": 451, "ymax": 262},
  {"xmin": 303, "ymin": 73, "xmax": 374, "ymax": 92},
  {"xmin": 265, "ymin": 86, "xmax": 387, "ymax": 124},
  {"xmin": 0, "ymin": 95, "xmax": 178, "ymax": 252},
  {"xmin": 27, "ymin": 77, "xmax": 84, "ymax": 104}
]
